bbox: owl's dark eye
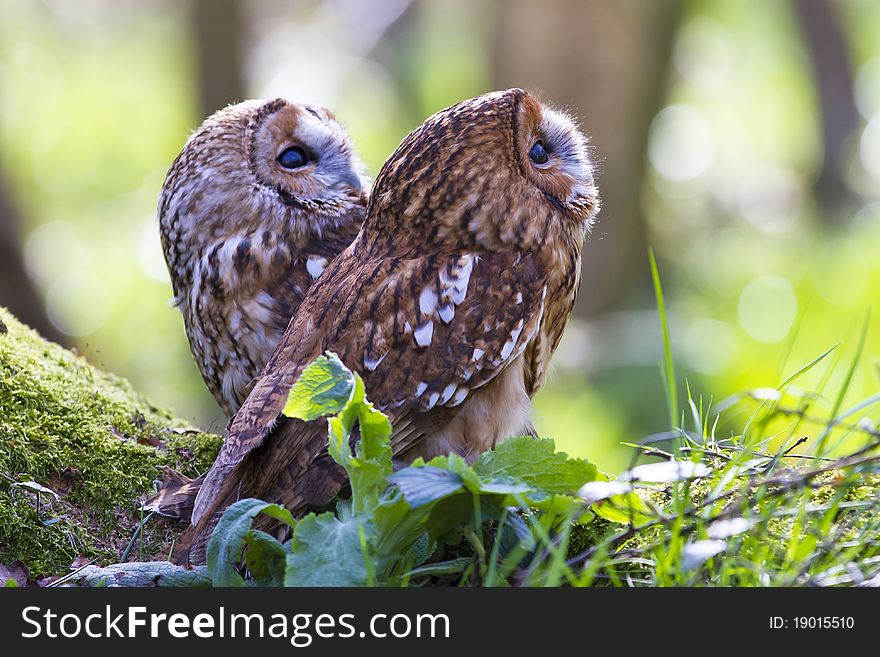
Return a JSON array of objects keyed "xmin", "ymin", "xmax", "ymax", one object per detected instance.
[
  {"xmin": 277, "ymin": 146, "xmax": 310, "ymax": 169},
  {"xmin": 528, "ymin": 140, "xmax": 550, "ymax": 165}
]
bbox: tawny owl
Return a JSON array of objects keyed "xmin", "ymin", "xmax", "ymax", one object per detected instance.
[
  {"xmin": 158, "ymin": 98, "xmax": 369, "ymax": 417},
  {"xmin": 176, "ymin": 88, "xmax": 599, "ymax": 560}
]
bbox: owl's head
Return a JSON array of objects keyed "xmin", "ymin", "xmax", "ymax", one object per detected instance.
[
  {"xmin": 159, "ymin": 98, "xmax": 368, "ymax": 267},
  {"xmin": 365, "ymin": 88, "xmax": 599, "ymax": 254}
]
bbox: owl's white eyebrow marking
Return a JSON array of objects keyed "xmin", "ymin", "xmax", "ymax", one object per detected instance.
[
  {"xmin": 414, "ymin": 320, "xmax": 434, "ymax": 347},
  {"xmin": 363, "ymin": 352, "xmax": 387, "ymax": 372},
  {"xmin": 306, "ymin": 255, "xmax": 328, "ymax": 279}
]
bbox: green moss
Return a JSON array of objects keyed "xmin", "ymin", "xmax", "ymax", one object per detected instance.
[{"xmin": 0, "ymin": 307, "xmax": 221, "ymax": 576}]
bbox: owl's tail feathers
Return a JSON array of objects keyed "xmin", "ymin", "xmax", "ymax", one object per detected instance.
[
  {"xmin": 170, "ymin": 417, "xmax": 347, "ymax": 566},
  {"xmin": 143, "ymin": 469, "xmax": 205, "ymax": 521}
]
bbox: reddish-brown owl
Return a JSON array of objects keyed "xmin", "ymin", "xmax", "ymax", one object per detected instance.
[
  {"xmin": 158, "ymin": 98, "xmax": 369, "ymax": 417},
  {"xmin": 176, "ymin": 88, "xmax": 599, "ymax": 560}
]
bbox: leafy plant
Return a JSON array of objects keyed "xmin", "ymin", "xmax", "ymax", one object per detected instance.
[
  {"xmin": 186, "ymin": 347, "xmax": 880, "ymax": 588},
  {"xmin": 205, "ymin": 353, "xmax": 600, "ymax": 587}
]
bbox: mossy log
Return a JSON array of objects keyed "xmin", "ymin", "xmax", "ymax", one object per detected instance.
[{"xmin": 0, "ymin": 307, "xmax": 221, "ymax": 580}]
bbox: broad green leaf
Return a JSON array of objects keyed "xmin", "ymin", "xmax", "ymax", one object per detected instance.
[
  {"xmin": 478, "ymin": 477, "xmax": 533, "ymax": 495},
  {"xmin": 285, "ymin": 513, "xmax": 373, "ymax": 587},
  {"xmin": 281, "ymin": 352, "xmax": 355, "ymax": 421},
  {"xmin": 294, "ymin": 357, "xmax": 391, "ymax": 515},
  {"xmin": 359, "ymin": 400, "xmax": 393, "ymax": 443},
  {"xmin": 372, "ymin": 492, "xmax": 434, "ymax": 556},
  {"xmin": 327, "ymin": 414, "xmax": 351, "ymax": 471},
  {"xmin": 591, "ymin": 491, "xmax": 653, "ymax": 525},
  {"xmin": 529, "ymin": 493, "xmax": 595, "ymax": 523},
  {"xmin": 70, "ymin": 562, "xmax": 211, "ymax": 588},
  {"xmin": 473, "ymin": 437, "xmax": 598, "ymax": 494},
  {"xmin": 348, "ymin": 379, "xmax": 393, "ymax": 513},
  {"xmin": 244, "ymin": 530, "xmax": 287, "ymax": 587},
  {"xmin": 497, "ymin": 509, "xmax": 537, "ymax": 554},
  {"xmin": 404, "ymin": 557, "xmax": 473, "ymax": 579},
  {"xmin": 388, "ymin": 466, "xmax": 465, "ymax": 508},
  {"xmin": 206, "ymin": 498, "xmax": 296, "ymax": 587},
  {"xmin": 419, "ymin": 453, "xmax": 484, "ymax": 492},
  {"xmin": 585, "ymin": 473, "xmax": 653, "ymax": 525}
]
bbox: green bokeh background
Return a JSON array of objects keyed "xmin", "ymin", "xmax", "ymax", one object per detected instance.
[{"xmin": 1, "ymin": 0, "xmax": 878, "ymax": 475}]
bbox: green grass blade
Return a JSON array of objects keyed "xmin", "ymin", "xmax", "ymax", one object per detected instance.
[
  {"xmin": 815, "ymin": 311, "xmax": 870, "ymax": 455},
  {"xmin": 649, "ymin": 247, "xmax": 678, "ymax": 429}
]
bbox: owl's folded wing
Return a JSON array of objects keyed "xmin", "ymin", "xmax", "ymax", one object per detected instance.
[
  {"xmin": 187, "ymin": 249, "xmax": 547, "ymax": 536},
  {"xmin": 337, "ymin": 250, "xmax": 548, "ymax": 455}
]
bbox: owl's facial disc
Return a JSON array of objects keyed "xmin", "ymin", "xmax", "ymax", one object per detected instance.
[
  {"xmin": 249, "ymin": 100, "xmax": 368, "ymax": 206},
  {"xmin": 515, "ymin": 96, "xmax": 598, "ymax": 221}
]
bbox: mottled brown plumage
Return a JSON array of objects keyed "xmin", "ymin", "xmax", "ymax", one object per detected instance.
[
  {"xmin": 158, "ymin": 98, "xmax": 368, "ymax": 417},
  {"xmin": 175, "ymin": 89, "xmax": 599, "ymax": 561}
]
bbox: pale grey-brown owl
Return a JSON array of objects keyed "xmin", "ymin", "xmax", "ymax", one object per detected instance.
[
  {"xmin": 174, "ymin": 88, "xmax": 599, "ymax": 560},
  {"xmin": 158, "ymin": 98, "xmax": 369, "ymax": 417}
]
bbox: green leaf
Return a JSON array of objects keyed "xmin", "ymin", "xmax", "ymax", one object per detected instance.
[
  {"xmin": 419, "ymin": 453, "xmax": 484, "ymax": 492},
  {"xmin": 349, "ymin": 379, "xmax": 393, "ymax": 513},
  {"xmin": 529, "ymin": 493, "xmax": 595, "ymax": 523},
  {"xmin": 404, "ymin": 557, "xmax": 473, "ymax": 579},
  {"xmin": 372, "ymin": 492, "xmax": 434, "ymax": 556},
  {"xmin": 592, "ymin": 491, "xmax": 653, "ymax": 525},
  {"xmin": 388, "ymin": 466, "xmax": 465, "ymax": 507},
  {"xmin": 291, "ymin": 356, "xmax": 392, "ymax": 515},
  {"xmin": 243, "ymin": 530, "xmax": 287, "ymax": 587},
  {"xmin": 285, "ymin": 513, "xmax": 373, "ymax": 586},
  {"xmin": 359, "ymin": 400, "xmax": 393, "ymax": 443},
  {"xmin": 72, "ymin": 562, "xmax": 211, "ymax": 588},
  {"xmin": 206, "ymin": 498, "xmax": 295, "ymax": 587},
  {"xmin": 478, "ymin": 478, "xmax": 533, "ymax": 495},
  {"xmin": 473, "ymin": 437, "xmax": 598, "ymax": 495},
  {"xmin": 281, "ymin": 352, "xmax": 356, "ymax": 421}
]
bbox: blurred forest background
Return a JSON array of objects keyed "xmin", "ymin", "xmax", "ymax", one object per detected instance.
[{"xmin": 1, "ymin": 0, "xmax": 879, "ymax": 474}]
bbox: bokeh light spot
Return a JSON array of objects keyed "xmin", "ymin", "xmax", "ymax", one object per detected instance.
[
  {"xmin": 737, "ymin": 276, "xmax": 797, "ymax": 343},
  {"xmin": 648, "ymin": 104, "xmax": 715, "ymax": 181},
  {"xmin": 46, "ymin": 270, "xmax": 110, "ymax": 336},
  {"xmin": 860, "ymin": 114, "xmax": 880, "ymax": 181},
  {"xmin": 683, "ymin": 318, "xmax": 736, "ymax": 375}
]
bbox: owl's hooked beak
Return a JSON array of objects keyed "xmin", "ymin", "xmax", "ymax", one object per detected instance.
[{"xmin": 326, "ymin": 163, "xmax": 369, "ymax": 198}]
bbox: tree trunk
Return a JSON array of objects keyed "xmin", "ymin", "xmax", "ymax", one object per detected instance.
[
  {"xmin": 191, "ymin": 0, "xmax": 246, "ymax": 117},
  {"xmin": 793, "ymin": 0, "xmax": 860, "ymax": 220}
]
